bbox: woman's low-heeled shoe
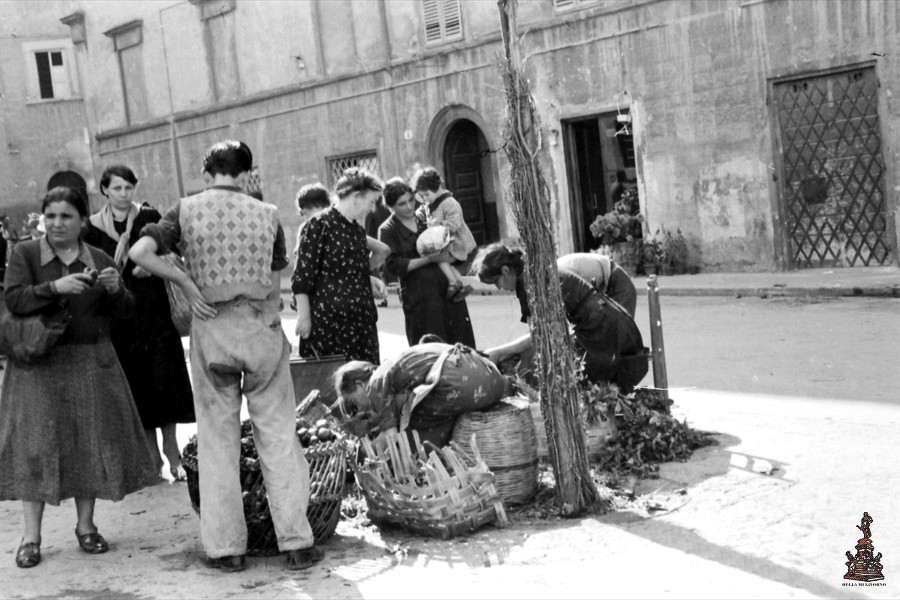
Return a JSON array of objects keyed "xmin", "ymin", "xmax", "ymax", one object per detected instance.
[
  {"xmin": 76, "ymin": 530, "xmax": 109, "ymax": 554},
  {"xmin": 15, "ymin": 540, "xmax": 41, "ymax": 568}
]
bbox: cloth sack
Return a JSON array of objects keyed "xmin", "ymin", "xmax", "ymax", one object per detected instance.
[
  {"xmin": 0, "ymin": 303, "xmax": 70, "ymax": 363},
  {"xmin": 402, "ymin": 343, "xmax": 506, "ymax": 434},
  {"xmin": 159, "ymin": 253, "xmax": 192, "ymax": 337}
]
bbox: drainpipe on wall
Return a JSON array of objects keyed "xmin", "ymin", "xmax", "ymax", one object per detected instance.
[
  {"xmin": 379, "ymin": 0, "xmax": 402, "ymax": 174},
  {"xmin": 159, "ymin": 5, "xmax": 185, "ymax": 199}
]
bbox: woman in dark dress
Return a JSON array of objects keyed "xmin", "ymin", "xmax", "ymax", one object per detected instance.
[
  {"xmin": 292, "ymin": 167, "xmax": 389, "ymax": 364},
  {"xmin": 0, "ymin": 187, "xmax": 157, "ymax": 568},
  {"xmin": 378, "ymin": 177, "xmax": 476, "ymax": 348},
  {"xmin": 478, "ymin": 244, "xmax": 648, "ymax": 393},
  {"xmin": 84, "ymin": 165, "xmax": 194, "ymax": 481}
]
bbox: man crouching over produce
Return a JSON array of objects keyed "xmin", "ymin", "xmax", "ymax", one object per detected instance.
[{"xmin": 333, "ymin": 342, "xmax": 506, "ymax": 449}]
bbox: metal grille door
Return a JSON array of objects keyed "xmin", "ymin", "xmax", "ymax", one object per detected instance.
[{"xmin": 773, "ymin": 66, "xmax": 891, "ymax": 267}]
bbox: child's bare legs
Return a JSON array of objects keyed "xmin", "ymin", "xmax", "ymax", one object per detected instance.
[
  {"xmin": 438, "ymin": 262, "xmax": 472, "ymax": 301},
  {"xmin": 438, "ymin": 262, "xmax": 462, "ymax": 296}
]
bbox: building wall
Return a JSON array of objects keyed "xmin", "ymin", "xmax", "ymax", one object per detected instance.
[
  {"xmin": 0, "ymin": 0, "xmax": 94, "ymax": 225},
  {"xmin": 37, "ymin": 0, "xmax": 900, "ymax": 271}
]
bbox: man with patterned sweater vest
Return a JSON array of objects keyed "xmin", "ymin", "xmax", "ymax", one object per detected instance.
[{"xmin": 129, "ymin": 140, "xmax": 322, "ymax": 572}]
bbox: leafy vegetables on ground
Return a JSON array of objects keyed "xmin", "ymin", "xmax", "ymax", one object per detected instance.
[{"xmin": 593, "ymin": 386, "xmax": 717, "ymax": 478}]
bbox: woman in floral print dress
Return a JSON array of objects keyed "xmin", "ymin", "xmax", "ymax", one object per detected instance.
[{"xmin": 292, "ymin": 168, "xmax": 389, "ymax": 364}]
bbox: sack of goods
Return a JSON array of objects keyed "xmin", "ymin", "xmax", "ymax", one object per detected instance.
[{"xmin": 415, "ymin": 225, "xmax": 452, "ymax": 257}]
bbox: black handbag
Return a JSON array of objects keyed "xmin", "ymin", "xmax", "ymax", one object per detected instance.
[{"xmin": 0, "ymin": 303, "xmax": 71, "ymax": 363}]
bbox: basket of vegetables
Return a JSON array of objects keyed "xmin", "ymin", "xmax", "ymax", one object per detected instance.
[{"xmin": 182, "ymin": 407, "xmax": 352, "ymax": 555}]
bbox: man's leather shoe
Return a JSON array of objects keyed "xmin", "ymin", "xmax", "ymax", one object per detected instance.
[
  {"xmin": 203, "ymin": 554, "xmax": 247, "ymax": 572},
  {"xmin": 286, "ymin": 545, "xmax": 325, "ymax": 570}
]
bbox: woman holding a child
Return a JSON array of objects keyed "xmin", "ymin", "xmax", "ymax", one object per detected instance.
[{"xmin": 377, "ymin": 176, "xmax": 476, "ymax": 348}]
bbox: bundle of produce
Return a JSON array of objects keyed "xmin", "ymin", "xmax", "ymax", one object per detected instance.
[
  {"xmin": 589, "ymin": 386, "xmax": 717, "ymax": 478},
  {"xmin": 350, "ymin": 429, "xmax": 508, "ymax": 540},
  {"xmin": 182, "ymin": 408, "xmax": 352, "ymax": 555}
]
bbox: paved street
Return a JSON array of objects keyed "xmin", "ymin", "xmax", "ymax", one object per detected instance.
[{"xmin": 1, "ymin": 291, "xmax": 898, "ymax": 598}]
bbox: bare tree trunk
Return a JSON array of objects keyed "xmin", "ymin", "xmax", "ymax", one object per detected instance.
[{"xmin": 497, "ymin": 0, "xmax": 598, "ymax": 516}]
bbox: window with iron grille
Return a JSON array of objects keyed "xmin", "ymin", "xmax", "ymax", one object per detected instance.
[
  {"xmin": 422, "ymin": 0, "xmax": 462, "ymax": 46},
  {"xmin": 328, "ymin": 152, "xmax": 381, "ymax": 187},
  {"xmin": 553, "ymin": 0, "xmax": 600, "ymax": 13}
]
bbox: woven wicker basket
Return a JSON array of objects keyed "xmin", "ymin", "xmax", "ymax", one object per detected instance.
[
  {"xmin": 351, "ymin": 430, "xmax": 508, "ymax": 540},
  {"xmin": 182, "ymin": 434, "xmax": 351, "ymax": 556},
  {"xmin": 450, "ymin": 396, "xmax": 539, "ymax": 505}
]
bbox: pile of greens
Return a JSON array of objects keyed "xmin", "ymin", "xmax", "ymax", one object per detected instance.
[{"xmin": 591, "ymin": 387, "xmax": 717, "ymax": 478}]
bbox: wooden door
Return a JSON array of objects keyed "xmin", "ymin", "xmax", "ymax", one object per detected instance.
[{"xmin": 444, "ymin": 120, "xmax": 489, "ymax": 245}]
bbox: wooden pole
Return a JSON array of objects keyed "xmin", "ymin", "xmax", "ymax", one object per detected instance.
[
  {"xmin": 497, "ymin": 0, "xmax": 598, "ymax": 515},
  {"xmin": 647, "ymin": 275, "xmax": 669, "ymax": 399}
]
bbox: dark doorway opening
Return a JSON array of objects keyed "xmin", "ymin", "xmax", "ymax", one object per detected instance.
[
  {"xmin": 562, "ymin": 112, "xmax": 637, "ymax": 251},
  {"xmin": 443, "ymin": 119, "xmax": 499, "ymax": 245}
]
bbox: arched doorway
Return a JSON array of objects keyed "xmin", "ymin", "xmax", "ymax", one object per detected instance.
[
  {"xmin": 442, "ymin": 120, "xmax": 499, "ymax": 245},
  {"xmin": 47, "ymin": 170, "xmax": 88, "ymax": 200}
]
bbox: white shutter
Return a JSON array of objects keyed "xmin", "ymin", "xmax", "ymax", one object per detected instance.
[
  {"xmin": 48, "ymin": 53, "xmax": 71, "ymax": 99},
  {"xmin": 423, "ymin": 0, "xmax": 443, "ymax": 44},
  {"xmin": 423, "ymin": 0, "xmax": 462, "ymax": 46},
  {"xmin": 554, "ymin": 0, "xmax": 579, "ymax": 11},
  {"xmin": 442, "ymin": 0, "xmax": 462, "ymax": 41}
]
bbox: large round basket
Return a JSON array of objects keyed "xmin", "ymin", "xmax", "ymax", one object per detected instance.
[
  {"xmin": 450, "ymin": 396, "xmax": 538, "ymax": 505},
  {"xmin": 182, "ymin": 437, "xmax": 350, "ymax": 556}
]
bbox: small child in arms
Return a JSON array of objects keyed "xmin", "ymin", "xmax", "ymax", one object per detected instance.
[{"xmin": 412, "ymin": 166, "xmax": 477, "ymax": 301}]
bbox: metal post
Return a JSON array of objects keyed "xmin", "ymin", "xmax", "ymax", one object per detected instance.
[{"xmin": 647, "ymin": 275, "xmax": 668, "ymax": 399}]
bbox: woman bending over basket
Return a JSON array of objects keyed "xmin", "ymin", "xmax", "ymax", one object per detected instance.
[
  {"xmin": 333, "ymin": 342, "xmax": 506, "ymax": 450},
  {"xmin": 478, "ymin": 244, "xmax": 649, "ymax": 394}
]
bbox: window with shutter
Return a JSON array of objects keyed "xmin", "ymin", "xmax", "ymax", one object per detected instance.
[
  {"xmin": 553, "ymin": 0, "xmax": 599, "ymax": 13},
  {"xmin": 422, "ymin": 0, "xmax": 463, "ymax": 46}
]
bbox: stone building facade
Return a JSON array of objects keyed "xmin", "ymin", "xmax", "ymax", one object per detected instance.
[
  {"xmin": 0, "ymin": 0, "xmax": 92, "ymax": 229},
  {"xmin": 3, "ymin": 0, "xmax": 898, "ymax": 271}
]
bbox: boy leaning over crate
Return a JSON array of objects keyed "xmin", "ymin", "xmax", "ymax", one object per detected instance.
[{"xmin": 129, "ymin": 140, "xmax": 323, "ymax": 573}]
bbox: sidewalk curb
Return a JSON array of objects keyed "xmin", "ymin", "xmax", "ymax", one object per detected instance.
[
  {"xmin": 633, "ymin": 285, "xmax": 900, "ymax": 298},
  {"xmin": 280, "ymin": 285, "xmax": 900, "ymax": 299}
]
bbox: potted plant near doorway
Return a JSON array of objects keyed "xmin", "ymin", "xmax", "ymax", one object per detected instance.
[
  {"xmin": 659, "ymin": 227, "xmax": 689, "ymax": 275},
  {"xmin": 589, "ymin": 188, "xmax": 643, "ymax": 276}
]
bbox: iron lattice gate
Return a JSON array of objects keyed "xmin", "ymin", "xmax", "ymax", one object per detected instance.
[{"xmin": 773, "ymin": 66, "xmax": 892, "ymax": 268}]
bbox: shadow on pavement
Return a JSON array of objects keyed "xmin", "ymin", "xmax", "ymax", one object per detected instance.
[{"xmin": 603, "ymin": 510, "xmax": 866, "ymax": 599}]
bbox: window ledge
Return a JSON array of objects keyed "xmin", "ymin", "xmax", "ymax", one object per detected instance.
[{"xmin": 25, "ymin": 97, "xmax": 83, "ymax": 106}]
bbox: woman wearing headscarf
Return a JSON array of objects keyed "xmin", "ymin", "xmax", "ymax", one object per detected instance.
[{"xmin": 84, "ymin": 165, "xmax": 195, "ymax": 481}]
